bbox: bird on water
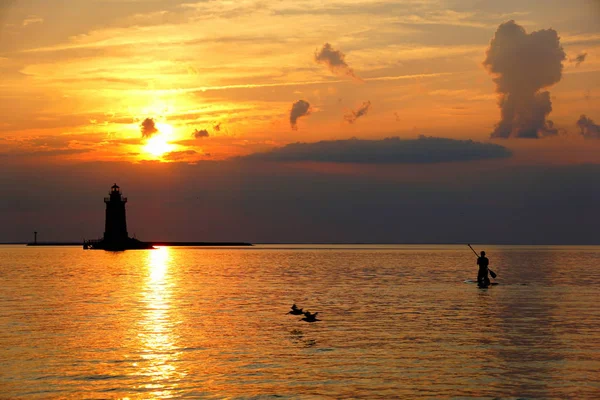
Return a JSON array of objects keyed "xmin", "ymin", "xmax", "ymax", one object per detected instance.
[
  {"xmin": 302, "ymin": 311, "xmax": 320, "ymax": 322},
  {"xmin": 289, "ymin": 304, "xmax": 304, "ymax": 315}
]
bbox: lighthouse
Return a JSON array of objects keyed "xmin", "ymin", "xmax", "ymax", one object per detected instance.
[
  {"xmin": 104, "ymin": 184, "xmax": 129, "ymax": 244},
  {"xmin": 83, "ymin": 183, "xmax": 154, "ymax": 250}
]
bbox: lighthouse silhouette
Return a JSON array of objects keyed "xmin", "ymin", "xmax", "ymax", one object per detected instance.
[
  {"xmin": 83, "ymin": 182, "xmax": 251, "ymax": 250},
  {"xmin": 84, "ymin": 183, "xmax": 153, "ymax": 250},
  {"xmin": 104, "ymin": 184, "xmax": 129, "ymax": 244}
]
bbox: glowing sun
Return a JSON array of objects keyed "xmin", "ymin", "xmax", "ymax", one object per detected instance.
[{"xmin": 143, "ymin": 123, "xmax": 175, "ymax": 157}]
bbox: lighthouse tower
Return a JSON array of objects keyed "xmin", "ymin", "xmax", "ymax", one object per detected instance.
[
  {"xmin": 83, "ymin": 183, "xmax": 153, "ymax": 250},
  {"xmin": 103, "ymin": 183, "xmax": 129, "ymax": 244}
]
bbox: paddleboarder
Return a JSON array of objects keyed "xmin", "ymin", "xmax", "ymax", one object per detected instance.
[{"xmin": 477, "ymin": 251, "xmax": 490, "ymax": 287}]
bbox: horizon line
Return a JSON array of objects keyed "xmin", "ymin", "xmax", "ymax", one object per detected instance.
[{"xmin": 3, "ymin": 242, "xmax": 599, "ymax": 246}]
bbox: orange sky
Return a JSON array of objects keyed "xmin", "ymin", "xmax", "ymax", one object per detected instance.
[{"xmin": 0, "ymin": 0, "xmax": 598, "ymax": 165}]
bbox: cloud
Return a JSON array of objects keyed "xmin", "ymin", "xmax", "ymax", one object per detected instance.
[
  {"xmin": 163, "ymin": 150, "xmax": 199, "ymax": 161},
  {"xmin": 483, "ymin": 20, "xmax": 566, "ymax": 138},
  {"xmin": 542, "ymin": 118, "xmax": 559, "ymax": 136},
  {"xmin": 571, "ymin": 52, "xmax": 587, "ymax": 66},
  {"xmin": 241, "ymin": 136, "xmax": 511, "ymax": 164},
  {"xmin": 107, "ymin": 138, "xmax": 143, "ymax": 146},
  {"xmin": 22, "ymin": 15, "xmax": 44, "ymax": 26},
  {"xmin": 0, "ymin": 148, "xmax": 92, "ymax": 158},
  {"xmin": 344, "ymin": 101, "xmax": 371, "ymax": 124},
  {"xmin": 193, "ymin": 128, "xmax": 209, "ymax": 138},
  {"xmin": 576, "ymin": 115, "xmax": 600, "ymax": 138},
  {"xmin": 140, "ymin": 118, "xmax": 158, "ymax": 138},
  {"xmin": 290, "ymin": 100, "xmax": 311, "ymax": 130},
  {"xmin": 314, "ymin": 43, "xmax": 361, "ymax": 81}
]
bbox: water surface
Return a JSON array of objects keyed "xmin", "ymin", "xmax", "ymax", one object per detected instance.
[{"xmin": 1, "ymin": 245, "xmax": 599, "ymax": 398}]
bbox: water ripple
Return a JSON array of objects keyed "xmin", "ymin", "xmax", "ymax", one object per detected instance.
[{"xmin": 1, "ymin": 245, "xmax": 600, "ymax": 398}]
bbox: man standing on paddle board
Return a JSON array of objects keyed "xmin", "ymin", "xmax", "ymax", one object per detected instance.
[{"xmin": 477, "ymin": 251, "xmax": 490, "ymax": 287}]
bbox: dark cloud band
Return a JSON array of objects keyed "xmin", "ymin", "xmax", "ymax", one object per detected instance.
[{"xmin": 242, "ymin": 136, "xmax": 511, "ymax": 164}]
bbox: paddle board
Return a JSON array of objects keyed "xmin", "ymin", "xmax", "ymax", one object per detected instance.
[{"xmin": 464, "ymin": 280, "xmax": 499, "ymax": 287}]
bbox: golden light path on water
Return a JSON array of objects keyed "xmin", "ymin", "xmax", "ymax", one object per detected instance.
[
  {"xmin": 134, "ymin": 247, "xmax": 185, "ymax": 398},
  {"xmin": 1, "ymin": 245, "xmax": 600, "ymax": 398}
]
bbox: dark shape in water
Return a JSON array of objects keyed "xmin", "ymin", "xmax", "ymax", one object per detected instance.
[
  {"xmin": 84, "ymin": 184, "xmax": 154, "ymax": 251},
  {"xmin": 468, "ymin": 244, "xmax": 497, "ymax": 284},
  {"xmin": 289, "ymin": 304, "xmax": 304, "ymax": 315},
  {"xmin": 302, "ymin": 311, "xmax": 320, "ymax": 322},
  {"xmin": 476, "ymin": 250, "xmax": 491, "ymax": 287}
]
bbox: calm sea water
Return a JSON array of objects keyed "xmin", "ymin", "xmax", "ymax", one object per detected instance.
[{"xmin": 1, "ymin": 244, "xmax": 599, "ymax": 399}]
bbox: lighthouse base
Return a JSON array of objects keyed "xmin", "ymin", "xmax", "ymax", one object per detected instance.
[{"xmin": 83, "ymin": 237, "xmax": 155, "ymax": 251}]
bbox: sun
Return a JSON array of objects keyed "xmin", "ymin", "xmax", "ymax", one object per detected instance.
[
  {"xmin": 144, "ymin": 135, "xmax": 173, "ymax": 157},
  {"xmin": 143, "ymin": 123, "xmax": 175, "ymax": 157}
]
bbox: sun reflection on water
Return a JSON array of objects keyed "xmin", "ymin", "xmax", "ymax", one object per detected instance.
[{"xmin": 137, "ymin": 247, "xmax": 184, "ymax": 398}]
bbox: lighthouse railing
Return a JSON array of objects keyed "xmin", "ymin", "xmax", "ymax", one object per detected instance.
[{"xmin": 104, "ymin": 197, "xmax": 127, "ymax": 202}]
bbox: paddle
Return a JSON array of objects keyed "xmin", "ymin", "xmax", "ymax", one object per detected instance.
[{"xmin": 467, "ymin": 244, "xmax": 497, "ymax": 279}]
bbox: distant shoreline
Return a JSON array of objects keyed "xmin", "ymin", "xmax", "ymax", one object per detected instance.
[
  {"xmin": 2, "ymin": 242, "xmax": 599, "ymax": 246},
  {"xmin": 17, "ymin": 241, "xmax": 253, "ymax": 247}
]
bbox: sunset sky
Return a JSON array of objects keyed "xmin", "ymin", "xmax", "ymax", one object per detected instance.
[{"xmin": 1, "ymin": 0, "xmax": 600, "ymax": 243}]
